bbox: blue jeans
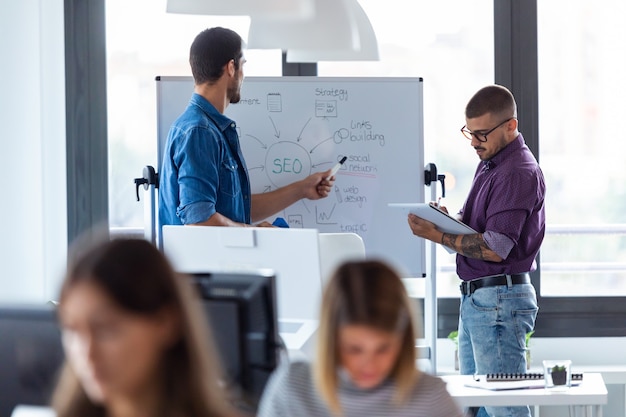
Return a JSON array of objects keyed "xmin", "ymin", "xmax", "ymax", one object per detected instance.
[{"xmin": 458, "ymin": 282, "xmax": 538, "ymax": 417}]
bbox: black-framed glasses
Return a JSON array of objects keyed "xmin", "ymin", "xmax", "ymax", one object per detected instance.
[{"xmin": 460, "ymin": 117, "xmax": 514, "ymax": 142}]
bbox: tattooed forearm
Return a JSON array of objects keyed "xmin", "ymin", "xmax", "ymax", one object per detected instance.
[
  {"xmin": 441, "ymin": 232, "xmax": 499, "ymax": 261},
  {"xmin": 460, "ymin": 234, "xmax": 488, "ymax": 260},
  {"xmin": 441, "ymin": 233, "xmax": 458, "ymax": 250}
]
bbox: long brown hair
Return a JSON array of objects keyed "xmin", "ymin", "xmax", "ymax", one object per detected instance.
[
  {"xmin": 314, "ymin": 260, "xmax": 421, "ymax": 414},
  {"xmin": 52, "ymin": 237, "xmax": 235, "ymax": 417}
]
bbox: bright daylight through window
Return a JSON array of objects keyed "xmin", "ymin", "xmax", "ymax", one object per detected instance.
[
  {"xmin": 105, "ymin": 0, "xmax": 493, "ymax": 297},
  {"xmin": 538, "ymin": 0, "xmax": 626, "ymax": 296}
]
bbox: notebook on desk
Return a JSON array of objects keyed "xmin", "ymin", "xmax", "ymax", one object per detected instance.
[{"xmin": 465, "ymin": 373, "xmax": 584, "ymax": 391}]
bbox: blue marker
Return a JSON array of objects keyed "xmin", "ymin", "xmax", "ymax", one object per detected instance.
[{"xmin": 272, "ymin": 217, "xmax": 289, "ymax": 228}]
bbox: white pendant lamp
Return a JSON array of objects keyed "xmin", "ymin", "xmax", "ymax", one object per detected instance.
[
  {"xmin": 286, "ymin": 0, "xmax": 379, "ymax": 62},
  {"xmin": 247, "ymin": 0, "xmax": 358, "ymax": 51},
  {"xmin": 166, "ymin": 0, "xmax": 315, "ymax": 20}
]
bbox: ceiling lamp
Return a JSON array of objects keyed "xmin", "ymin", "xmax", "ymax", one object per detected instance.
[
  {"xmin": 166, "ymin": 0, "xmax": 315, "ymax": 20},
  {"xmin": 286, "ymin": 0, "xmax": 379, "ymax": 62},
  {"xmin": 247, "ymin": 0, "xmax": 356, "ymax": 51}
]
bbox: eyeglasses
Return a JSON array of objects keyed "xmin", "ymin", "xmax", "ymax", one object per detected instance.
[{"xmin": 460, "ymin": 117, "xmax": 514, "ymax": 142}]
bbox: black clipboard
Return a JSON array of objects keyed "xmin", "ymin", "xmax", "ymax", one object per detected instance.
[{"xmin": 388, "ymin": 203, "xmax": 477, "ymax": 254}]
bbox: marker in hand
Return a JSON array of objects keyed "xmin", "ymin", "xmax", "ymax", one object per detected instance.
[{"xmin": 326, "ymin": 156, "xmax": 347, "ymax": 180}]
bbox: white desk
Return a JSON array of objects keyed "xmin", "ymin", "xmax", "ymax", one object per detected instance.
[{"xmin": 442, "ymin": 373, "xmax": 608, "ymax": 417}]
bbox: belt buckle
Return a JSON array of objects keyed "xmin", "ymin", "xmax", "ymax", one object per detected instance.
[{"xmin": 460, "ymin": 281, "xmax": 471, "ymax": 295}]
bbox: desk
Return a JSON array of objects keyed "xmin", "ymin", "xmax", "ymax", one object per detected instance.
[{"xmin": 442, "ymin": 373, "xmax": 608, "ymax": 417}]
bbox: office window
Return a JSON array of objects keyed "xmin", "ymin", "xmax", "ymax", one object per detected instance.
[
  {"xmin": 105, "ymin": 0, "xmax": 493, "ymax": 297},
  {"xmin": 319, "ymin": 0, "xmax": 494, "ymax": 293},
  {"xmin": 537, "ymin": 1, "xmax": 626, "ymax": 296},
  {"xmin": 105, "ymin": 0, "xmax": 281, "ymax": 229}
]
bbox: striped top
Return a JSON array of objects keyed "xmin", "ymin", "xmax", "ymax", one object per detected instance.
[{"xmin": 257, "ymin": 361, "xmax": 464, "ymax": 417}]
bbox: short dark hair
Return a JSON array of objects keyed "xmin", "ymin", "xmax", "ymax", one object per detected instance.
[
  {"xmin": 465, "ymin": 84, "xmax": 517, "ymax": 120},
  {"xmin": 189, "ymin": 27, "xmax": 244, "ymax": 85}
]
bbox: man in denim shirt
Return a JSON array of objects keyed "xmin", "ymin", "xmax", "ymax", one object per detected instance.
[
  {"xmin": 406, "ymin": 85, "xmax": 545, "ymax": 417},
  {"xmin": 159, "ymin": 27, "xmax": 334, "ymax": 230}
]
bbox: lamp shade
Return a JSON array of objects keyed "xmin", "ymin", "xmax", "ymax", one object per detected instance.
[
  {"xmin": 247, "ymin": 0, "xmax": 359, "ymax": 51},
  {"xmin": 286, "ymin": 0, "xmax": 379, "ymax": 62},
  {"xmin": 166, "ymin": 0, "xmax": 314, "ymax": 19}
]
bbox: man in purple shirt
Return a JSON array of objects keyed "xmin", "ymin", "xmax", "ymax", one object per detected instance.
[{"xmin": 408, "ymin": 85, "xmax": 545, "ymax": 417}]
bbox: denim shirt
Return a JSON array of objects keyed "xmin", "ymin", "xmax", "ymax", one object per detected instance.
[{"xmin": 159, "ymin": 93, "xmax": 251, "ymax": 230}]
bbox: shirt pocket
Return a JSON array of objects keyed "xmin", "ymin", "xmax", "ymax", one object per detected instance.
[{"xmin": 219, "ymin": 158, "xmax": 240, "ymax": 198}]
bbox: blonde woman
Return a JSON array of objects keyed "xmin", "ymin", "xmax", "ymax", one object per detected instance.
[
  {"xmin": 258, "ymin": 260, "xmax": 463, "ymax": 417},
  {"xmin": 52, "ymin": 238, "xmax": 237, "ymax": 417}
]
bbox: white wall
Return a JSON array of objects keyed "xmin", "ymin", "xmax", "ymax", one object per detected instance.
[{"xmin": 0, "ymin": 0, "xmax": 67, "ymax": 303}]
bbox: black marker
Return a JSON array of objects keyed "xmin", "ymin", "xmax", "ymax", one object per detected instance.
[{"xmin": 327, "ymin": 156, "xmax": 347, "ymax": 180}]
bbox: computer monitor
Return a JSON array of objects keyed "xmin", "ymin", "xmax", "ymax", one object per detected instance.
[
  {"xmin": 0, "ymin": 305, "xmax": 64, "ymax": 417},
  {"xmin": 163, "ymin": 225, "xmax": 324, "ymax": 320},
  {"xmin": 191, "ymin": 270, "xmax": 280, "ymax": 408}
]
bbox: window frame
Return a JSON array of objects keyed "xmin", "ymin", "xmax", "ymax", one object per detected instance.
[{"xmin": 65, "ymin": 0, "xmax": 109, "ymax": 243}]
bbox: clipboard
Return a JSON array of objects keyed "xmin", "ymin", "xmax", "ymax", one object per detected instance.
[{"xmin": 388, "ymin": 203, "xmax": 477, "ymax": 254}]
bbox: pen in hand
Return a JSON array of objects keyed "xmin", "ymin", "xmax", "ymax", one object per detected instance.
[{"xmin": 326, "ymin": 156, "xmax": 347, "ymax": 181}]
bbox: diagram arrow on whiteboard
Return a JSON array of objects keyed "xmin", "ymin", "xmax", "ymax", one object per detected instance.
[
  {"xmin": 296, "ymin": 117, "xmax": 311, "ymax": 142},
  {"xmin": 269, "ymin": 116, "xmax": 280, "ymax": 138},
  {"xmin": 309, "ymin": 136, "xmax": 334, "ymax": 153},
  {"xmin": 312, "ymin": 161, "xmax": 333, "ymax": 168},
  {"xmin": 245, "ymin": 134, "xmax": 267, "ymax": 149},
  {"xmin": 300, "ymin": 200, "xmax": 311, "ymax": 214},
  {"xmin": 247, "ymin": 165, "xmax": 265, "ymax": 172}
]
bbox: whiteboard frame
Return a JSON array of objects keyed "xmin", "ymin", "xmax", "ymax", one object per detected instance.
[{"xmin": 156, "ymin": 76, "xmax": 426, "ymax": 277}]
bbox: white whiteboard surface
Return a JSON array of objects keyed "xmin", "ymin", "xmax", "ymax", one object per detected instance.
[{"xmin": 156, "ymin": 76, "xmax": 425, "ymax": 276}]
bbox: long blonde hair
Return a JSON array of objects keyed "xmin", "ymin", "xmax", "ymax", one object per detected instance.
[
  {"xmin": 52, "ymin": 238, "xmax": 235, "ymax": 417},
  {"xmin": 314, "ymin": 260, "xmax": 421, "ymax": 414}
]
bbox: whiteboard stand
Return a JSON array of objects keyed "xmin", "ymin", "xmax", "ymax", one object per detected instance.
[
  {"xmin": 423, "ymin": 163, "xmax": 445, "ymax": 375},
  {"xmin": 134, "ymin": 165, "xmax": 159, "ymax": 246}
]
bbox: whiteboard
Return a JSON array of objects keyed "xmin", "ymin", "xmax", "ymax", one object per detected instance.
[{"xmin": 156, "ymin": 76, "xmax": 425, "ymax": 277}]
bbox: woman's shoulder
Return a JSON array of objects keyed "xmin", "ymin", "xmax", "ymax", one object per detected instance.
[
  {"xmin": 416, "ymin": 372, "xmax": 448, "ymax": 387},
  {"xmin": 257, "ymin": 361, "xmax": 326, "ymax": 417},
  {"xmin": 272, "ymin": 360, "xmax": 315, "ymax": 386},
  {"xmin": 260, "ymin": 360, "xmax": 317, "ymax": 400},
  {"xmin": 412, "ymin": 372, "xmax": 456, "ymax": 397},
  {"xmin": 407, "ymin": 373, "xmax": 464, "ymax": 416}
]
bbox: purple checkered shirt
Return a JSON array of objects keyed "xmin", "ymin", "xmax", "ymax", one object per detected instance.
[{"xmin": 457, "ymin": 133, "xmax": 546, "ymax": 281}]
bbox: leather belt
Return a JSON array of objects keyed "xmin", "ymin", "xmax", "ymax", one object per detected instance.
[{"xmin": 459, "ymin": 273, "xmax": 531, "ymax": 296}]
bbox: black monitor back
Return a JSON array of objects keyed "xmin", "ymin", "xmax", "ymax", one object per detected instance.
[
  {"xmin": 0, "ymin": 305, "xmax": 64, "ymax": 417},
  {"xmin": 192, "ymin": 270, "xmax": 280, "ymax": 408}
]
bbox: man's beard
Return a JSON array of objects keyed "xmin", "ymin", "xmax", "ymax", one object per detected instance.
[{"xmin": 228, "ymin": 78, "xmax": 241, "ymax": 104}]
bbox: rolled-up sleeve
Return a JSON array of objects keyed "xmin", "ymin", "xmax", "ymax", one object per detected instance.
[
  {"xmin": 174, "ymin": 126, "xmax": 220, "ymax": 224},
  {"xmin": 483, "ymin": 230, "xmax": 515, "ymax": 260}
]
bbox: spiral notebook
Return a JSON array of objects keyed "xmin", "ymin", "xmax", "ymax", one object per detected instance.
[{"xmin": 465, "ymin": 373, "xmax": 583, "ymax": 390}]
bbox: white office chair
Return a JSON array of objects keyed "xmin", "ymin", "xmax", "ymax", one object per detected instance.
[{"xmin": 318, "ymin": 232, "xmax": 366, "ymax": 285}]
